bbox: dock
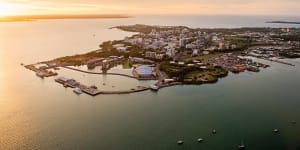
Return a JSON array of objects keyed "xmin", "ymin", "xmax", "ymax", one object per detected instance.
[
  {"xmin": 267, "ymin": 58, "xmax": 295, "ymax": 66},
  {"xmin": 25, "ymin": 64, "xmax": 58, "ymax": 78},
  {"xmin": 55, "ymin": 77, "xmax": 150, "ymax": 96}
]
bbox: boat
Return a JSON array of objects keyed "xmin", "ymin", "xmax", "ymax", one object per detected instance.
[
  {"xmin": 177, "ymin": 140, "xmax": 184, "ymax": 145},
  {"xmin": 273, "ymin": 129, "xmax": 279, "ymax": 133},
  {"xmin": 36, "ymin": 72, "xmax": 45, "ymax": 78},
  {"xmin": 238, "ymin": 141, "xmax": 246, "ymax": 149},
  {"xmin": 247, "ymin": 66, "xmax": 260, "ymax": 72},
  {"xmin": 63, "ymin": 84, "xmax": 68, "ymax": 88},
  {"xmin": 73, "ymin": 87, "xmax": 83, "ymax": 95},
  {"xmin": 212, "ymin": 129, "xmax": 217, "ymax": 134},
  {"xmin": 150, "ymin": 84, "xmax": 159, "ymax": 91},
  {"xmin": 197, "ymin": 138, "xmax": 204, "ymax": 143}
]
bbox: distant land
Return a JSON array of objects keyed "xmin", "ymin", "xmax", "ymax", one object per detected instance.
[
  {"xmin": 0, "ymin": 14, "xmax": 131, "ymax": 22},
  {"xmin": 266, "ymin": 21, "xmax": 300, "ymax": 24}
]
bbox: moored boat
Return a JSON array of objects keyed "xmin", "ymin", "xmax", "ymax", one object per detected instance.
[
  {"xmin": 73, "ymin": 87, "xmax": 83, "ymax": 95},
  {"xmin": 150, "ymin": 84, "xmax": 159, "ymax": 91}
]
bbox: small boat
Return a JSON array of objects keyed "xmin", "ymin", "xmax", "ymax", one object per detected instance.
[
  {"xmin": 150, "ymin": 84, "xmax": 159, "ymax": 91},
  {"xmin": 273, "ymin": 129, "xmax": 279, "ymax": 133},
  {"xmin": 36, "ymin": 72, "xmax": 45, "ymax": 78},
  {"xmin": 197, "ymin": 138, "xmax": 204, "ymax": 143},
  {"xmin": 212, "ymin": 129, "xmax": 217, "ymax": 134},
  {"xmin": 63, "ymin": 84, "xmax": 68, "ymax": 88},
  {"xmin": 73, "ymin": 87, "xmax": 83, "ymax": 95},
  {"xmin": 238, "ymin": 141, "xmax": 246, "ymax": 149},
  {"xmin": 177, "ymin": 140, "xmax": 184, "ymax": 145}
]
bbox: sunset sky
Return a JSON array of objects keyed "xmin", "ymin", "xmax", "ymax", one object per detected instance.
[{"xmin": 0, "ymin": 0, "xmax": 300, "ymax": 16}]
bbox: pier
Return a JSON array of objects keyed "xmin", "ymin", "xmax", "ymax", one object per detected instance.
[
  {"xmin": 267, "ymin": 58, "xmax": 295, "ymax": 66},
  {"xmin": 25, "ymin": 64, "xmax": 58, "ymax": 78},
  {"xmin": 55, "ymin": 77, "xmax": 150, "ymax": 96}
]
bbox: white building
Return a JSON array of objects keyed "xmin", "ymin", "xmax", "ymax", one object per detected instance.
[{"xmin": 145, "ymin": 51, "xmax": 157, "ymax": 58}]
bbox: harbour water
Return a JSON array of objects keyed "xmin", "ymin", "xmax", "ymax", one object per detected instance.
[{"xmin": 0, "ymin": 15, "xmax": 300, "ymax": 149}]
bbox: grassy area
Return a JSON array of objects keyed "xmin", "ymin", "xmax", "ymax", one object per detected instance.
[
  {"xmin": 160, "ymin": 61, "xmax": 228, "ymax": 84},
  {"xmin": 184, "ymin": 53, "xmax": 223, "ymax": 61},
  {"xmin": 122, "ymin": 60, "xmax": 132, "ymax": 69},
  {"xmin": 184, "ymin": 70, "xmax": 204, "ymax": 78}
]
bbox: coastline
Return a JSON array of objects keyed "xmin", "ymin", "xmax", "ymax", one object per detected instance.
[
  {"xmin": 266, "ymin": 21, "xmax": 300, "ymax": 24},
  {"xmin": 23, "ymin": 24, "xmax": 299, "ymax": 96}
]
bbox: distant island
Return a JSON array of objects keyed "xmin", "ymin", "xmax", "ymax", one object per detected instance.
[
  {"xmin": 0, "ymin": 14, "xmax": 131, "ymax": 22},
  {"xmin": 266, "ymin": 21, "xmax": 300, "ymax": 24}
]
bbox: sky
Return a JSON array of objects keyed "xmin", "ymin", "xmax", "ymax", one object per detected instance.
[{"xmin": 0, "ymin": 0, "xmax": 300, "ymax": 16}]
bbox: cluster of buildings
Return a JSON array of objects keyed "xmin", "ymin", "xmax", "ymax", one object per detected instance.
[
  {"xmin": 206, "ymin": 54, "xmax": 268, "ymax": 73},
  {"xmin": 247, "ymin": 46, "xmax": 286, "ymax": 58},
  {"xmin": 111, "ymin": 25, "xmax": 300, "ymax": 66},
  {"xmin": 122, "ymin": 26, "xmax": 237, "ymax": 59},
  {"xmin": 86, "ymin": 56, "xmax": 124, "ymax": 70}
]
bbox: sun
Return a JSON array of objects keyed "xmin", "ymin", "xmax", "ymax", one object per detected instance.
[{"xmin": 0, "ymin": 2, "xmax": 16, "ymax": 17}]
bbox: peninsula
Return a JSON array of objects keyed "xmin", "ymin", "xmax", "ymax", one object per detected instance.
[
  {"xmin": 266, "ymin": 21, "xmax": 300, "ymax": 24},
  {"xmin": 24, "ymin": 24, "xmax": 300, "ymax": 96}
]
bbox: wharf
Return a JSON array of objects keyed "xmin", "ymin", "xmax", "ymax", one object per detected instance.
[
  {"xmin": 247, "ymin": 54, "xmax": 295, "ymax": 66},
  {"xmin": 55, "ymin": 77, "xmax": 150, "ymax": 96},
  {"xmin": 267, "ymin": 58, "xmax": 295, "ymax": 66},
  {"xmin": 25, "ymin": 64, "xmax": 58, "ymax": 77},
  {"xmin": 156, "ymin": 82, "xmax": 182, "ymax": 89}
]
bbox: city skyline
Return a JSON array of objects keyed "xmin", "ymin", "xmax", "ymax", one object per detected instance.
[{"xmin": 1, "ymin": 0, "xmax": 300, "ymax": 16}]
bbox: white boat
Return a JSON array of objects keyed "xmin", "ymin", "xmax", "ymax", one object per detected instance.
[
  {"xmin": 238, "ymin": 141, "xmax": 246, "ymax": 149},
  {"xmin": 212, "ymin": 129, "xmax": 217, "ymax": 134},
  {"xmin": 150, "ymin": 84, "xmax": 159, "ymax": 91},
  {"xmin": 36, "ymin": 72, "xmax": 44, "ymax": 78},
  {"xmin": 177, "ymin": 140, "xmax": 184, "ymax": 145},
  {"xmin": 73, "ymin": 88, "xmax": 83, "ymax": 95},
  {"xmin": 197, "ymin": 138, "xmax": 204, "ymax": 143}
]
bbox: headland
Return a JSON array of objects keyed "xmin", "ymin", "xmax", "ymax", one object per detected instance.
[{"xmin": 24, "ymin": 24, "xmax": 300, "ymax": 96}]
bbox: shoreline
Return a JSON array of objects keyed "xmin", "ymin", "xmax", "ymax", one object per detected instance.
[
  {"xmin": 266, "ymin": 21, "xmax": 300, "ymax": 24},
  {"xmin": 23, "ymin": 24, "xmax": 299, "ymax": 96}
]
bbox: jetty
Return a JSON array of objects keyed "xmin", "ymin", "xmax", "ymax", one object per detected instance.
[
  {"xmin": 55, "ymin": 76, "xmax": 150, "ymax": 96},
  {"xmin": 268, "ymin": 58, "xmax": 295, "ymax": 66},
  {"xmin": 25, "ymin": 64, "xmax": 58, "ymax": 78}
]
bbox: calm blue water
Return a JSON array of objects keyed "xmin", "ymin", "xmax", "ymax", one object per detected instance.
[{"xmin": 0, "ymin": 15, "xmax": 300, "ymax": 150}]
